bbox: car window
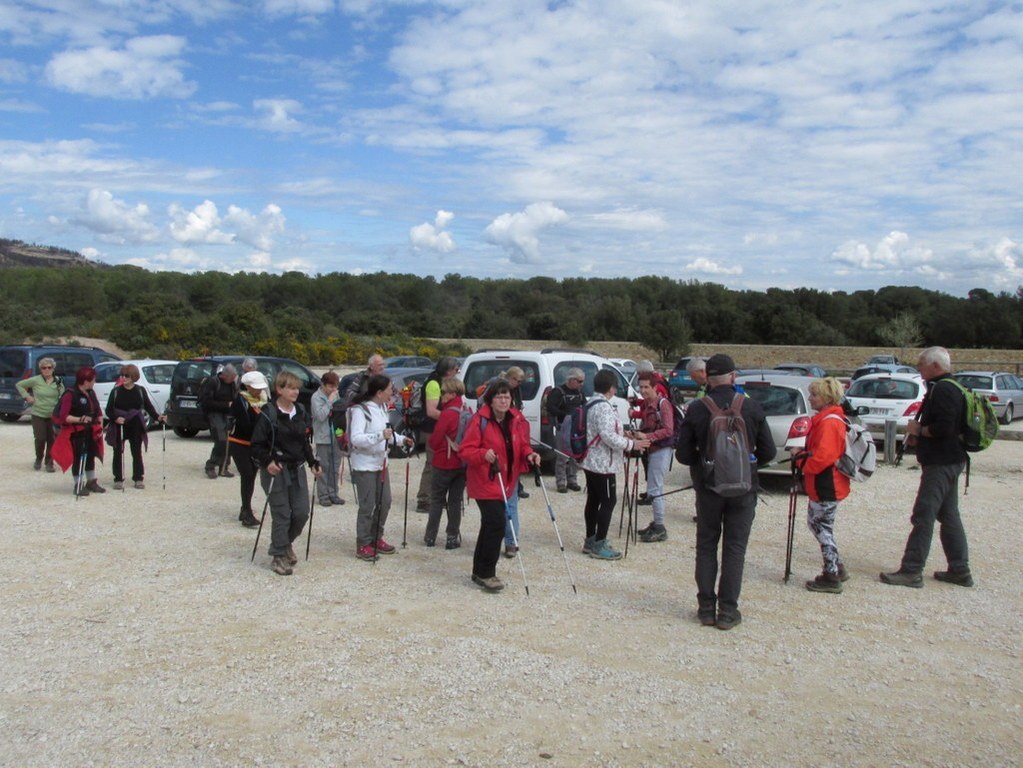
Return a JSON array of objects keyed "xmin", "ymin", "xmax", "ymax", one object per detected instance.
[
  {"xmin": 599, "ymin": 363, "xmax": 630, "ymax": 395},
  {"xmin": 174, "ymin": 361, "xmax": 217, "ymax": 396},
  {"xmin": 0, "ymin": 349, "xmax": 27, "ymax": 377},
  {"xmin": 142, "ymin": 364, "xmax": 176, "ymax": 385},
  {"xmin": 996, "ymin": 375, "xmax": 1013, "ymax": 390},
  {"xmin": 279, "ymin": 360, "xmax": 317, "ymax": 389},
  {"xmin": 463, "ymin": 360, "xmax": 541, "ymax": 401},
  {"xmin": 744, "ymin": 384, "xmax": 805, "ymax": 416},
  {"xmin": 955, "ymin": 375, "xmax": 992, "ymax": 390},
  {"xmin": 94, "ymin": 364, "xmax": 122, "ymax": 384},
  {"xmin": 553, "ymin": 361, "xmax": 601, "ymax": 397}
]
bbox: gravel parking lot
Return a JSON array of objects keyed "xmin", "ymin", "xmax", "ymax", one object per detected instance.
[{"xmin": 1, "ymin": 421, "xmax": 1020, "ymax": 767}]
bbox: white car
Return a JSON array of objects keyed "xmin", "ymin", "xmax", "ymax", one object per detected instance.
[
  {"xmin": 608, "ymin": 358, "xmax": 638, "ymax": 386},
  {"xmin": 460, "ymin": 348, "xmax": 637, "ymax": 456},
  {"xmin": 93, "ymin": 359, "xmax": 179, "ymax": 428},
  {"xmin": 844, "ymin": 372, "xmax": 924, "ymax": 443}
]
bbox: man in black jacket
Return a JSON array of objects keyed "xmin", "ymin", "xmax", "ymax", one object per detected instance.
[
  {"xmin": 546, "ymin": 367, "xmax": 586, "ymax": 492},
  {"xmin": 676, "ymin": 354, "xmax": 776, "ymax": 630},
  {"xmin": 199, "ymin": 363, "xmax": 238, "ymax": 479},
  {"xmin": 881, "ymin": 347, "xmax": 973, "ymax": 588}
]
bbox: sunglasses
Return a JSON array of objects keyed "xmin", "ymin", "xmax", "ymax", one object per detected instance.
[{"xmin": 40, "ymin": 365, "xmax": 54, "ymax": 370}]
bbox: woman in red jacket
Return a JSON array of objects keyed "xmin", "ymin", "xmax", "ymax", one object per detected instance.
[
  {"xmin": 458, "ymin": 378, "xmax": 540, "ymax": 592},
  {"xmin": 425, "ymin": 377, "xmax": 469, "ymax": 549},
  {"xmin": 796, "ymin": 377, "xmax": 851, "ymax": 594}
]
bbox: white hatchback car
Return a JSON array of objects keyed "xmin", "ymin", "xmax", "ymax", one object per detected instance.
[
  {"xmin": 93, "ymin": 359, "xmax": 179, "ymax": 428},
  {"xmin": 460, "ymin": 348, "xmax": 637, "ymax": 455},
  {"xmin": 844, "ymin": 372, "xmax": 924, "ymax": 443}
]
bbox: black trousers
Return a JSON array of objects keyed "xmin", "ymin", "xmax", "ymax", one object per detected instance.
[
  {"xmin": 583, "ymin": 469, "xmax": 617, "ymax": 541},
  {"xmin": 112, "ymin": 420, "xmax": 146, "ymax": 482},
  {"xmin": 473, "ymin": 498, "xmax": 507, "ymax": 579},
  {"xmin": 231, "ymin": 442, "xmax": 258, "ymax": 513},
  {"xmin": 694, "ymin": 489, "xmax": 757, "ymax": 618}
]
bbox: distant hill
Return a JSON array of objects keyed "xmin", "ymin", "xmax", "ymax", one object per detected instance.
[{"xmin": 0, "ymin": 239, "xmax": 105, "ymax": 269}]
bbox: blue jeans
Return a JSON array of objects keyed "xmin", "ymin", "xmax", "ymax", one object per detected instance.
[
  {"xmin": 647, "ymin": 447, "xmax": 672, "ymax": 525},
  {"xmin": 503, "ymin": 491, "xmax": 520, "ymax": 547}
]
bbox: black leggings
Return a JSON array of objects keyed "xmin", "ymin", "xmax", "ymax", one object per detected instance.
[
  {"xmin": 583, "ymin": 469, "xmax": 617, "ymax": 540},
  {"xmin": 231, "ymin": 443, "xmax": 258, "ymax": 514},
  {"xmin": 473, "ymin": 498, "xmax": 507, "ymax": 579}
]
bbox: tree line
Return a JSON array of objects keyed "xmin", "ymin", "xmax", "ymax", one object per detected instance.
[{"xmin": 0, "ymin": 265, "xmax": 1019, "ymax": 363}]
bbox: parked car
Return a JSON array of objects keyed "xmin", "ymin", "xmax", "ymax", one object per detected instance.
[
  {"xmin": 383, "ymin": 365, "xmax": 434, "ymax": 454},
  {"xmin": 668, "ymin": 356, "xmax": 708, "ymax": 391},
  {"xmin": 774, "ymin": 363, "xmax": 827, "ymax": 378},
  {"xmin": 93, "ymin": 359, "xmax": 178, "ymax": 428},
  {"xmin": 165, "ymin": 356, "xmax": 320, "ymax": 437},
  {"xmin": 850, "ymin": 363, "xmax": 917, "ymax": 380},
  {"xmin": 844, "ymin": 372, "xmax": 925, "ymax": 443},
  {"xmin": 734, "ymin": 374, "xmax": 816, "ymax": 475},
  {"xmin": 383, "ymin": 355, "xmax": 434, "ymax": 369},
  {"xmin": 608, "ymin": 358, "xmax": 638, "ymax": 386},
  {"xmin": 460, "ymin": 348, "xmax": 635, "ymax": 457},
  {"xmin": 953, "ymin": 371, "xmax": 1023, "ymax": 424},
  {"xmin": 0, "ymin": 344, "xmax": 122, "ymax": 422},
  {"xmin": 866, "ymin": 354, "xmax": 899, "ymax": 365}
]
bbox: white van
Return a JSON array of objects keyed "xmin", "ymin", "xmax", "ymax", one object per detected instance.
[{"xmin": 460, "ymin": 348, "xmax": 637, "ymax": 456}]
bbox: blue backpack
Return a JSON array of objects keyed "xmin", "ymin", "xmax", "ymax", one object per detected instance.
[{"xmin": 558, "ymin": 399, "xmax": 607, "ymax": 460}]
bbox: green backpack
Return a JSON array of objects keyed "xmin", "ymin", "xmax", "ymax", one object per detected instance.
[{"xmin": 943, "ymin": 378, "xmax": 998, "ymax": 452}]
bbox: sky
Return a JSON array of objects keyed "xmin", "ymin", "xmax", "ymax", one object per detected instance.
[{"xmin": 0, "ymin": 1, "xmax": 1021, "ymax": 297}]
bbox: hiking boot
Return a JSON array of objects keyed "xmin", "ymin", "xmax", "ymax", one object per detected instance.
[
  {"xmin": 330, "ymin": 497, "xmax": 345, "ymax": 505},
  {"xmin": 356, "ymin": 545, "xmax": 379, "ymax": 562},
  {"xmin": 33, "ymin": 459, "xmax": 42, "ymax": 471},
  {"xmin": 582, "ymin": 536, "xmax": 596, "ymax": 554},
  {"xmin": 837, "ymin": 563, "xmax": 850, "ymax": 582},
  {"xmin": 445, "ymin": 535, "xmax": 461, "ymax": 550},
  {"xmin": 472, "ymin": 574, "xmax": 505, "ymax": 592},
  {"xmin": 113, "ymin": 480, "xmax": 124, "ymax": 491},
  {"xmin": 933, "ymin": 569, "xmax": 974, "ymax": 587},
  {"xmin": 588, "ymin": 539, "xmax": 622, "ymax": 561},
  {"xmin": 271, "ymin": 556, "xmax": 293, "ymax": 576},
  {"xmin": 518, "ymin": 489, "xmax": 530, "ymax": 499},
  {"xmin": 637, "ymin": 493, "xmax": 652, "ymax": 506},
  {"xmin": 716, "ymin": 611, "xmax": 742, "ymax": 630},
  {"xmin": 806, "ymin": 572, "xmax": 843, "ymax": 594},
  {"xmin": 424, "ymin": 537, "xmax": 436, "ymax": 547},
  {"xmin": 639, "ymin": 524, "xmax": 668, "ymax": 543},
  {"xmin": 75, "ymin": 482, "xmax": 89, "ymax": 497},
  {"xmin": 240, "ymin": 513, "xmax": 260, "ymax": 528},
  {"xmin": 880, "ymin": 570, "xmax": 923, "ymax": 588},
  {"xmin": 45, "ymin": 462, "xmax": 55, "ymax": 473},
  {"xmin": 503, "ymin": 544, "xmax": 519, "ymax": 559},
  {"xmin": 567, "ymin": 482, "xmax": 582, "ymax": 492},
  {"xmin": 134, "ymin": 481, "xmax": 145, "ymax": 490},
  {"xmin": 698, "ymin": 610, "xmax": 717, "ymax": 627},
  {"xmin": 85, "ymin": 479, "xmax": 106, "ymax": 494},
  {"xmin": 219, "ymin": 469, "xmax": 235, "ymax": 478},
  {"xmin": 637, "ymin": 520, "xmax": 655, "ymax": 536},
  {"xmin": 205, "ymin": 467, "xmax": 218, "ymax": 479},
  {"xmin": 285, "ymin": 545, "xmax": 299, "ymax": 566},
  {"xmin": 557, "ymin": 486, "xmax": 568, "ymax": 494},
  {"xmin": 375, "ymin": 539, "xmax": 396, "ymax": 555},
  {"xmin": 318, "ymin": 498, "xmax": 332, "ymax": 507}
]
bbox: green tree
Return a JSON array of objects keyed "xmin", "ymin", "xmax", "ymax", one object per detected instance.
[{"xmin": 640, "ymin": 310, "xmax": 691, "ymax": 362}]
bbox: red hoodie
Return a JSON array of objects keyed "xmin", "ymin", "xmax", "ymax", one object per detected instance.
[
  {"xmin": 458, "ymin": 404, "xmax": 533, "ymax": 501},
  {"xmin": 428, "ymin": 395, "xmax": 469, "ymax": 471}
]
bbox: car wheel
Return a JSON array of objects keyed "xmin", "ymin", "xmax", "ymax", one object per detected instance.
[
  {"xmin": 1001, "ymin": 403, "xmax": 1014, "ymax": 425},
  {"xmin": 173, "ymin": 427, "xmax": 199, "ymax": 438},
  {"xmin": 0, "ymin": 413, "xmax": 22, "ymax": 423}
]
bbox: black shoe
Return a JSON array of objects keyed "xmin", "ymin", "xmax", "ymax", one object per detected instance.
[
  {"xmin": 880, "ymin": 570, "xmax": 923, "ymax": 588},
  {"xmin": 637, "ymin": 494, "xmax": 652, "ymax": 506},
  {"xmin": 33, "ymin": 460, "xmax": 42, "ymax": 471},
  {"xmin": 837, "ymin": 563, "xmax": 850, "ymax": 582},
  {"xmin": 240, "ymin": 513, "xmax": 260, "ymax": 528},
  {"xmin": 567, "ymin": 482, "xmax": 582, "ymax": 492},
  {"xmin": 503, "ymin": 545, "xmax": 518, "ymax": 558},
  {"xmin": 557, "ymin": 486, "xmax": 568, "ymax": 494},
  {"xmin": 639, "ymin": 524, "xmax": 667, "ymax": 543},
  {"xmin": 698, "ymin": 608, "xmax": 717, "ymax": 627},
  {"xmin": 205, "ymin": 467, "xmax": 218, "ymax": 479},
  {"xmin": 445, "ymin": 535, "xmax": 461, "ymax": 550},
  {"xmin": 716, "ymin": 611, "xmax": 742, "ymax": 630},
  {"xmin": 806, "ymin": 572, "xmax": 843, "ymax": 593},
  {"xmin": 424, "ymin": 537, "xmax": 436, "ymax": 547},
  {"xmin": 933, "ymin": 569, "xmax": 974, "ymax": 587},
  {"xmin": 518, "ymin": 489, "xmax": 530, "ymax": 499},
  {"xmin": 331, "ymin": 497, "xmax": 345, "ymax": 505},
  {"xmin": 219, "ymin": 469, "xmax": 235, "ymax": 478}
]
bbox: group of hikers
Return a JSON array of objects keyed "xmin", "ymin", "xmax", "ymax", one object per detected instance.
[{"xmin": 15, "ymin": 345, "xmax": 976, "ymax": 628}]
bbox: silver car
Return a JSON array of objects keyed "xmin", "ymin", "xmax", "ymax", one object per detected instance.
[
  {"xmin": 844, "ymin": 373, "xmax": 924, "ymax": 443},
  {"xmin": 734, "ymin": 374, "xmax": 816, "ymax": 475},
  {"xmin": 953, "ymin": 371, "xmax": 1023, "ymax": 424}
]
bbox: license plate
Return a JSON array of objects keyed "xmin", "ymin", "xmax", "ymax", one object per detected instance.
[
  {"xmin": 868, "ymin": 407, "xmax": 891, "ymax": 415},
  {"xmin": 0, "ymin": 393, "xmax": 12, "ymax": 400},
  {"xmin": 179, "ymin": 399, "xmax": 198, "ymax": 409}
]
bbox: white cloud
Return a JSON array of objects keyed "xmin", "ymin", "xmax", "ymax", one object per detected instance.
[
  {"xmin": 46, "ymin": 36, "xmax": 195, "ymax": 99},
  {"xmin": 224, "ymin": 204, "xmax": 286, "ymax": 251},
  {"xmin": 589, "ymin": 209, "xmax": 666, "ymax": 231},
  {"xmin": 964, "ymin": 238, "xmax": 1023, "ymax": 291},
  {"xmin": 253, "ymin": 99, "xmax": 304, "ymax": 132},
  {"xmin": 484, "ymin": 202, "xmax": 568, "ymax": 263},
  {"xmin": 71, "ymin": 188, "xmax": 160, "ymax": 244},
  {"xmin": 168, "ymin": 201, "xmax": 286, "ymax": 251},
  {"xmin": 832, "ymin": 231, "xmax": 934, "ymax": 271},
  {"xmin": 410, "ymin": 210, "xmax": 455, "ymax": 253},
  {"xmin": 168, "ymin": 200, "xmax": 235, "ymax": 245},
  {"xmin": 685, "ymin": 257, "xmax": 742, "ymax": 276}
]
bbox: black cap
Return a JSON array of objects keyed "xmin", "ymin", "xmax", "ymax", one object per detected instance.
[{"xmin": 705, "ymin": 354, "xmax": 736, "ymax": 377}]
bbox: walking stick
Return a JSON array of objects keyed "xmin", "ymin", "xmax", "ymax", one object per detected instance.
[
  {"xmin": 402, "ymin": 459, "xmax": 410, "ymax": 549},
  {"xmin": 250, "ymin": 474, "xmax": 276, "ymax": 563},
  {"xmin": 372, "ymin": 464, "xmax": 386, "ymax": 563},
  {"xmin": 305, "ymin": 477, "xmax": 317, "ymax": 561},
  {"xmin": 74, "ymin": 430, "xmax": 88, "ymax": 501},
  {"xmin": 624, "ymin": 462, "xmax": 639, "ymax": 557},
  {"xmin": 534, "ymin": 467, "xmax": 577, "ymax": 594},
  {"xmin": 618, "ymin": 452, "xmax": 632, "ymax": 537},
  {"xmin": 220, "ymin": 420, "xmax": 233, "ymax": 476},
  {"xmin": 161, "ymin": 420, "xmax": 166, "ymax": 491},
  {"xmin": 784, "ymin": 461, "xmax": 798, "ymax": 583},
  {"xmin": 498, "ymin": 468, "xmax": 529, "ymax": 596},
  {"xmin": 118, "ymin": 422, "xmax": 125, "ymax": 492}
]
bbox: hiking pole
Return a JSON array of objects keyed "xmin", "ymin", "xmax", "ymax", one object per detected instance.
[
  {"xmin": 220, "ymin": 420, "xmax": 233, "ymax": 476},
  {"xmin": 624, "ymin": 462, "xmax": 639, "ymax": 558},
  {"xmin": 894, "ymin": 410, "xmax": 922, "ymax": 467},
  {"xmin": 305, "ymin": 477, "xmax": 317, "ymax": 561},
  {"xmin": 784, "ymin": 461, "xmax": 798, "ymax": 583},
  {"xmin": 372, "ymin": 464, "xmax": 386, "ymax": 563},
  {"xmin": 648, "ymin": 485, "xmax": 694, "ymax": 499},
  {"xmin": 530, "ymin": 439, "xmax": 573, "ymax": 462},
  {"xmin": 534, "ymin": 466, "xmax": 577, "ymax": 594},
  {"xmin": 618, "ymin": 452, "xmax": 632, "ymax": 537},
  {"xmin": 402, "ymin": 459, "xmax": 410, "ymax": 549},
  {"xmin": 161, "ymin": 420, "xmax": 166, "ymax": 491},
  {"xmin": 75, "ymin": 431, "xmax": 88, "ymax": 501},
  {"xmin": 118, "ymin": 423, "xmax": 125, "ymax": 493},
  {"xmin": 250, "ymin": 474, "xmax": 276, "ymax": 562},
  {"xmin": 497, "ymin": 468, "xmax": 529, "ymax": 596}
]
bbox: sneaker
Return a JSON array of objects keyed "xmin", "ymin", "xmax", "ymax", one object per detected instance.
[
  {"xmin": 472, "ymin": 574, "xmax": 505, "ymax": 592},
  {"xmin": 837, "ymin": 563, "xmax": 850, "ymax": 582},
  {"xmin": 205, "ymin": 467, "xmax": 218, "ymax": 479},
  {"xmin": 85, "ymin": 480, "xmax": 106, "ymax": 494},
  {"xmin": 716, "ymin": 611, "xmax": 742, "ymax": 630},
  {"xmin": 637, "ymin": 494, "xmax": 652, "ymax": 506},
  {"xmin": 567, "ymin": 482, "xmax": 582, "ymax": 492},
  {"xmin": 33, "ymin": 459, "xmax": 42, "ymax": 471},
  {"xmin": 880, "ymin": 570, "xmax": 923, "ymax": 588},
  {"xmin": 588, "ymin": 539, "xmax": 622, "ymax": 561},
  {"xmin": 285, "ymin": 545, "xmax": 299, "ymax": 566},
  {"xmin": 134, "ymin": 481, "xmax": 145, "ymax": 490},
  {"xmin": 582, "ymin": 536, "xmax": 596, "ymax": 554},
  {"xmin": 318, "ymin": 498, "xmax": 332, "ymax": 507},
  {"xmin": 424, "ymin": 537, "xmax": 436, "ymax": 547},
  {"xmin": 445, "ymin": 535, "xmax": 461, "ymax": 550},
  {"xmin": 113, "ymin": 481, "xmax": 124, "ymax": 491},
  {"xmin": 503, "ymin": 544, "xmax": 519, "ymax": 559},
  {"xmin": 240, "ymin": 513, "xmax": 260, "ymax": 528},
  {"xmin": 636, "ymin": 520, "xmax": 655, "ymax": 536},
  {"xmin": 806, "ymin": 572, "xmax": 843, "ymax": 594},
  {"xmin": 933, "ymin": 569, "xmax": 974, "ymax": 587},
  {"xmin": 219, "ymin": 469, "xmax": 235, "ymax": 478},
  {"xmin": 375, "ymin": 539, "xmax": 396, "ymax": 555},
  {"xmin": 639, "ymin": 524, "xmax": 668, "ymax": 543},
  {"xmin": 356, "ymin": 545, "xmax": 379, "ymax": 562},
  {"xmin": 270, "ymin": 556, "xmax": 293, "ymax": 576}
]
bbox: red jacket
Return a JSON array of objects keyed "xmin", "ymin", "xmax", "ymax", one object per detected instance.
[
  {"xmin": 428, "ymin": 395, "xmax": 468, "ymax": 471},
  {"xmin": 458, "ymin": 404, "xmax": 533, "ymax": 501},
  {"xmin": 799, "ymin": 404, "xmax": 850, "ymax": 502}
]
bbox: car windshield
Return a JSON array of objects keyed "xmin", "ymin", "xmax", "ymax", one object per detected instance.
[
  {"xmin": 0, "ymin": 349, "xmax": 27, "ymax": 378},
  {"xmin": 463, "ymin": 360, "xmax": 541, "ymax": 401},
  {"xmin": 848, "ymin": 379, "xmax": 920, "ymax": 399},
  {"xmin": 742, "ymin": 383, "xmax": 806, "ymax": 416},
  {"xmin": 955, "ymin": 375, "xmax": 993, "ymax": 390}
]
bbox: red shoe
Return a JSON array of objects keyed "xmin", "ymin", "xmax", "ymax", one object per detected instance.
[
  {"xmin": 356, "ymin": 545, "xmax": 378, "ymax": 561},
  {"xmin": 375, "ymin": 538, "xmax": 396, "ymax": 555}
]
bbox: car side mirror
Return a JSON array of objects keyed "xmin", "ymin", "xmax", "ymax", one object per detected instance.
[{"xmin": 856, "ymin": 405, "xmax": 870, "ymax": 415}]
